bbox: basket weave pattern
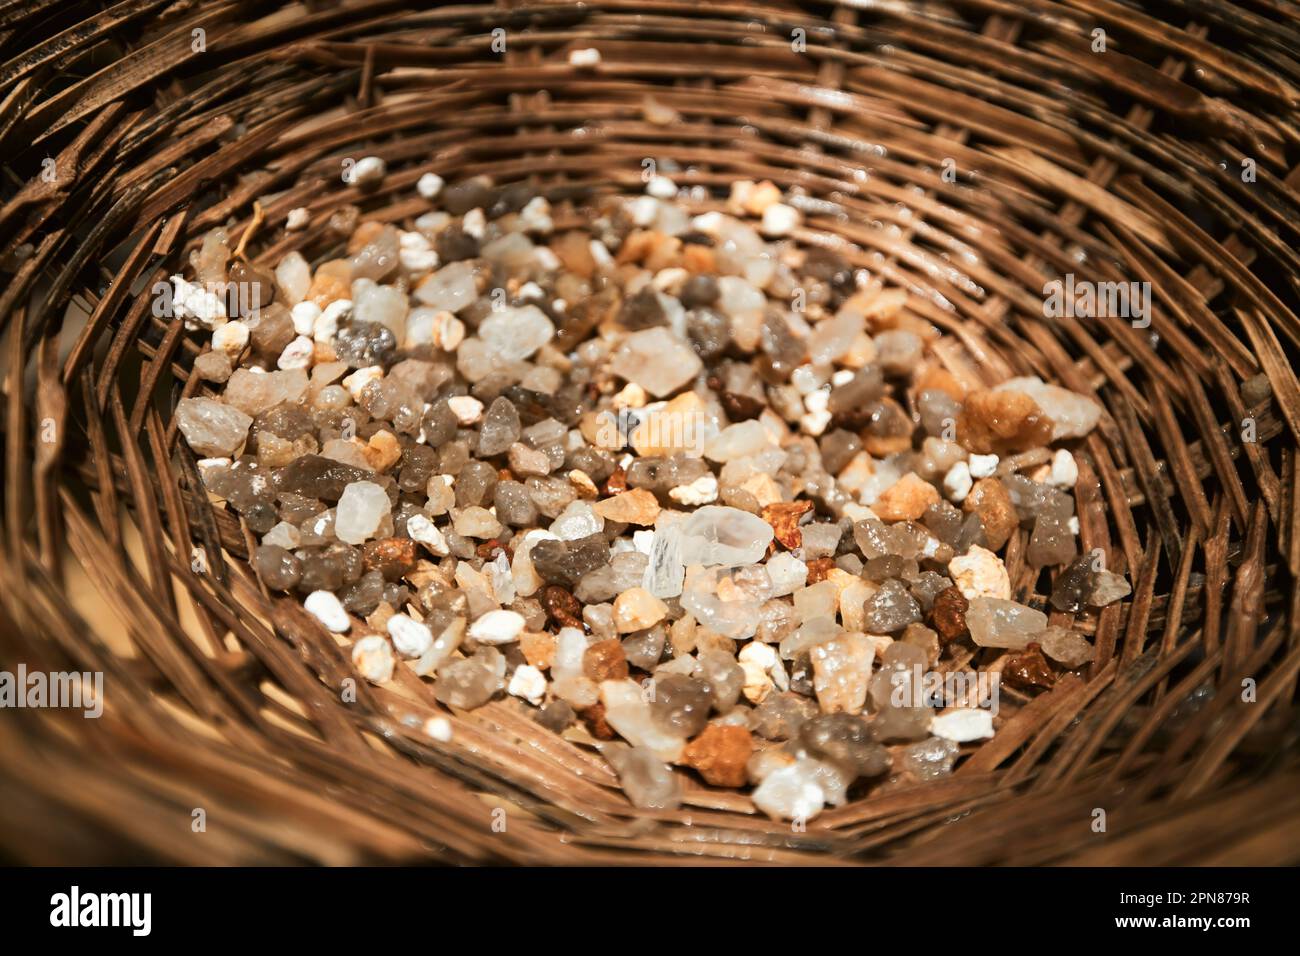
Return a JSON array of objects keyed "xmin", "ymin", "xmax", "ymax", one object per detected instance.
[{"xmin": 1, "ymin": 0, "xmax": 1299, "ymax": 864}]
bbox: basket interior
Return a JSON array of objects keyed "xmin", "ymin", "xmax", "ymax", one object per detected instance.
[{"xmin": 1, "ymin": 0, "xmax": 1299, "ymax": 864}]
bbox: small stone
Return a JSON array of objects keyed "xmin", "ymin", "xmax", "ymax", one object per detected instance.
[
  {"xmin": 448, "ymin": 395, "xmax": 484, "ymax": 425},
  {"xmin": 361, "ymin": 536, "xmax": 418, "ymax": 579},
  {"xmin": 738, "ymin": 640, "xmax": 779, "ymax": 704},
  {"xmin": 387, "ymin": 613, "xmax": 433, "ymax": 658},
  {"xmin": 1026, "ymin": 511, "xmax": 1077, "ymax": 568},
  {"xmin": 593, "ymin": 489, "xmax": 660, "ymax": 526},
  {"xmin": 931, "ymin": 708, "xmax": 994, "ymax": 742},
  {"xmin": 751, "ymin": 759, "xmax": 828, "ymax": 821},
  {"xmin": 962, "ymin": 478, "xmax": 1018, "ymax": 551},
  {"xmin": 668, "ymin": 474, "xmax": 719, "ymax": 506},
  {"xmin": 762, "ymin": 500, "xmax": 812, "ymax": 550},
  {"xmin": 478, "ymin": 305, "xmax": 554, "ymax": 361},
  {"xmin": 583, "ymin": 639, "xmax": 629, "ymax": 681},
  {"xmin": 966, "ymin": 597, "xmax": 1047, "ymax": 649},
  {"xmin": 1001, "ymin": 644, "xmax": 1056, "ymax": 690},
  {"xmin": 304, "ymin": 590, "xmax": 350, "ymax": 632},
  {"xmin": 1087, "ymin": 569, "xmax": 1132, "ymax": 607},
  {"xmin": 809, "ymin": 633, "xmax": 875, "ymax": 714},
  {"xmin": 335, "ymin": 480, "xmax": 392, "ymax": 544},
  {"xmin": 507, "ymin": 664, "xmax": 547, "ymax": 705},
  {"xmin": 452, "ymin": 505, "xmax": 503, "ymax": 539},
  {"xmin": 1047, "ymin": 448, "xmax": 1078, "ymax": 488},
  {"xmin": 862, "ymin": 579, "xmax": 922, "ymax": 633},
  {"xmin": 649, "ymin": 674, "xmax": 714, "ymax": 738},
  {"xmin": 613, "ymin": 587, "xmax": 668, "ymax": 633},
  {"xmin": 351, "ymin": 634, "xmax": 394, "ymax": 683},
  {"xmin": 600, "ymin": 679, "xmax": 686, "ymax": 761},
  {"xmin": 799, "ymin": 714, "xmax": 890, "ymax": 778},
  {"xmin": 1038, "ymin": 626, "xmax": 1094, "ymax": 668},
  {"xmin": 254, "ymin": 544, "xmax": 301, "ymax": 591},
  {"xmin": 901, "ymin": 737, "xmax": 960, "ymax": 781},
  {"xmin": 873, "ymin": 473, "xmax": 940, "ymax": 522},
  {"xmin": 956, "ymin": 389, "xmax": 1055, "ymax": 454},
  {"xmin": 467, "ymin": 609, "xmax": 525, "ymax": 645},
  {"xmin": 931, "ymin": 586, "xmax": 969, "ymax": 643},
  {"xmin": 477, "ymin": 397, "xmax": 521, "ymax": 457},
  {"xmin": 948, "ymin": 545, "xmax": 1010, "ymax": 601},
  {"xmin": 683, "ymin": 724, "xmax": 754, "ymax": 787},
  {"xmin": 604, "ymin": 743, "xmax": 681, "ymax": 810},
  {"xmin": 175, "ymin": 398, "xmax": 252, "ymax": 457},
  {"xmin": 610, "ymin": 327, "xmax": 703, "ymax": 397},
  {"xmin": 677, "ymin": 505, "xmax": 775, "ymax": 566},
  {"xmin": 435, "ymin": 647, "xmax": 506, "ymax": 709},
  {"xmin": 943, "ymin": 460, "xmax": 973, "ymax": 503},
  {"xmin": 406, "ymin": 513, "xmax": 450, "ymax": 556}
]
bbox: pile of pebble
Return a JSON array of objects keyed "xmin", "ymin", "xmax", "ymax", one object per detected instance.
[{"xmin": 176, "ymin": 164, "xmax": 1129, "ymax": 820}]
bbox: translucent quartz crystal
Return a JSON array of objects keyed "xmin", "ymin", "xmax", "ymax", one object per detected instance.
[
  {"xmin": 599, "ymin": 679, "xmax": 685, "ymax": 762},
  {"xmin": 677, "ymin": 505, "xmax": 774, "ymax": 567},
  {"xmin": 334, "ymin": 480, "xmax": 393, "ymax": 544},
  {"xmin": 477, "ymin": 305, "xmax": 554, "ymax": 361},
  {"xmin": 810, "ymin": 633, "xmax": 875, "ymax": 714},
  {"xmin": 680, "ymin": 565, "xmax": 770, "ymax": 639},
  {"xmin": 602, "ymin": 743, "xmax": 681, "ymax": 810},
  {"xmin": 800, "ymin": 713, "xmax": 891, "ymax": 778},
  {"xmin": 965, "ymin": 597, "xmax": 1048, "ymax": 649},
  {"xmin": 609, "ymin": 326, "xmax": 703, "ymax": 397},
  {"xmin": 175, "ymin": 397, "xmax": 252, "ymax": 457}
]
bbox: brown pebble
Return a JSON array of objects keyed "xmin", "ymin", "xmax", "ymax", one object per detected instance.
[
  {"xmin": 603, "ymin": 468, "xmax": 629, "ymax": 496},
  {"xmin": 762, "ymin": 500, "xmax": 813, "ymax": 550},
  {"xmin": 931, "ymin": 586, "xmax": 969, "ymax": 643},
  {"xmin": 683, "ymin": 724, "xmax": 753, "ymax": 787},
  {"xmin": 361, "ymin": 537, "xmax": 418, "ymax": 580},
  {"xmin": 583, "ymin": 639, "xmax": 629, "ymax": 682},
  {"xmin": 872, "ymin": 473, "xmax": 940, "ymax": 522},
  {"xmin": 1001, "ymin": 643, "xmax": 1056, "ymax": 690},
  {"xmin": 805, "ymin": 557, "xmax": 836, "ymax": 584},
  {"xmin": 540, "ymin": 585, "xmax": 584, "ymax": 629},
  {"xmin": 956, "ymin": 389, "xmax": 1055, "ymax": 454},
  {"xmin": 578, "ymin": 701, "xmax": 617, "ymax": 740},
  {"xmin": 962, "ymin": 477, "xmax": 1018, "ymax": 551},
  {"xmin": 519, "ymin": 631, "xmax": 556, "ymax": 670},
  {"xmin": 593, "ymin": 488, "xmax": 660, "ymax": 525},
  {"xmin": 475, "ymin": 539, "xmax": 506, "ymax": 561}
]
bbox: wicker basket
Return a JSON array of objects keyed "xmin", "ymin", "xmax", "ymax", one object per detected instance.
[{"xmin": 1, "ymin": 0, "xmax": 1298, "ymax": 865}]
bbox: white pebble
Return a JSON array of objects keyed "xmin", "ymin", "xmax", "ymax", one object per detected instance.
[
  {"xmin": 646, "ymin": 175, "xmax": 676, "ymax": 199},
  {"xmin": 943, "ymin": 460, "xmax": 973, "ymax": 503},
  {"xmin": 291, "ymin": 300, "xmax": 321, "ymax": 336},
  {"xmin": 1048, "ymin": 448, "xmax": 1078, "ymax": 488},
  {"xmin": 348, "ymin": 155, "xmax": 386, "ymax": 186},
  {"xmin": 342, "ymin": 365, "xmax": 383, "ymax": 401},
  {"xmin": 305, "ymin": 590, "xmax": 350, "ymax": 633},
  {"xmin": 314, "ymin": 298, "xmax": 352, "ymax": 344},
  {"xmin": 277, "ymin": 335, "xmax": 315, "ymax": 370},
  {"xmin": 507, "ymin": 664, "xmax": 547, "ymax": 705},
  {"xmin": 285, "ymin": 207, "xmax": 310, "ymax": 230},
  {"xmin": 406, "ymin": 513, "xmax": 450, "ymax": 556},
  {"xmin": 628, "ymin": 195, "xmax": 658, "ymax": 226},
  {"xmin": 588, "ymin": 239, "xmax": 613, "ymax": 268},
  {"xmin": 351, "ymin": 635, "xmax": 394, "ymax": 683},
  {"xmin": 668, "ymin": 474, "xmax": 719, "ymax": 506},
  {"xmin": 462, "ymin": 207, "xmax": 486, "ymax": 240},
  {"xmin": 387, "ymin": 613, "xmax": 434, "ymax": 658},
  {"xmin": 468, "ymin": 609, "xmax": 526, "ymax": 645},
  {"xmin": 417, "ymin": 172, "xmax": 444, "ymax": 200},
  {"xmin": 568, "ymin": 48, "xmax": 602, "ymax": 67},
  {"xmin": 632, "ymin": 529, "xmax": 656, "ymax": 554},
  {"xmin": 519, "ymin": 196, "xmax": 553, "ymax": 234},
  {"xmin": 448, "ymin": 395, "xmax": 484, "ymax": 425},
  {"xmin": 968, "ymin": 453, "xmax": 999, "ymax": 478},
  {"xmin": 211, "ymin": 320, "xmax": 249, "ymax": 358},
  {"xmin": 424, "ymin": 715, "xmax": 453, "ymax": 742},
  {"xmin": 760, "ymin": 202, "xmax": 800, "ymax": 237},
  {"xmin": 932, "ymin": 708, "xmax": 993, "ymax": 742}
]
